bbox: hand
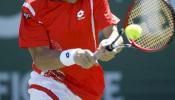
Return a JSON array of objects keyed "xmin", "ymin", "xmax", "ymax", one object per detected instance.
[
  {"xmin": 96, "ymin": 36, "xmax": 123, "ymax": 62},
  {"xmin": 74, "ymin": 49, "xmax": 96, "ymax": 69}
]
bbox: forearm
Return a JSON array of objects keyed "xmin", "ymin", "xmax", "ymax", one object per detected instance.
[
  {"xmin": 96, "ymin": 25, "xmax": 123, "ymax": 62},
  {"xmin": 102, "ymin": 25, "xmax": 122, "ymax": 46},
  {"xmin": 29, "ymin": 46, "xmax": 64, "ymax": 71},
  {"xmin": 28, "ymin": 46, "xmax": 96, "ymax": 71},
  {"xmin": 33, "ymin": 55, "xmax": 64, "ymax": 71},
  {"xmin": 102, "ymin": 25, "xmax": 119, "ymax": 39}
]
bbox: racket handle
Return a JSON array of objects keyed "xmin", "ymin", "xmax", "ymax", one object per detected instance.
[
  {"xmin": 93, "ymin": 29, "xmax": 124, "ymax": 60},
  {"xmin": 105, "ymin": 45, "xmax": 114, "ymax": 51},
  {"xmin": 105, "ymin": 29, "xmax": 123, "ymax": 51}
]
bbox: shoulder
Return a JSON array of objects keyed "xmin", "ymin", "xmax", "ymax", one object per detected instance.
[
  {"xmin": 22, "ymin": 0, "xmax": 47, "ymax": 17},
  {"xmin": 24, "ymin": 0, "xmax": 47, "ymax": 9},
  {"xmin": 93, "ymin": 0, "xmax": 108, "ymax": 5},
  {"xmin": 92, "ymin": 0, "xmax": 110, "ymax": 11}
]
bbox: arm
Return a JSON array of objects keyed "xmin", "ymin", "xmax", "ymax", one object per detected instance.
[
  {"xmin": 96, "ymin": 25, "xmax": 123, "ymax": 62},
  {"xmin": 28, "ymin": 46, "xmax": 64, "ymax": 71},
  {"xmin": 20, "ymin": 1, "xmax": 96, "ymax": 70},
  {"xmin": 92, "ymin": 0, "xmax": 122, "ymax": 61},
  {"xmin": 102, "ymin": 25, "xmax": 123, "ymax": 47},
  {"xmin": 28, "ymin": 46, "xmax": 96, "ymax": 71},
  {"xmin": 102, "ymin": 25, "xmax": 118, "ymax": 38}
]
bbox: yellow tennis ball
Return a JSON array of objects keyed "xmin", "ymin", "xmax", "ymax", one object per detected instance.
[{"xmin": 125, "ymin": 24, "xmax": 142, "ymax": 40}]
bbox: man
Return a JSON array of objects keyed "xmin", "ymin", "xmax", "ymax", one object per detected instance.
[{"xmin": 19, "ymin": 0, "xmax": 123, "ymax": 99}]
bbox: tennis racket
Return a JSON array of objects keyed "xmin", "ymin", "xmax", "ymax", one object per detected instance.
[{"xmin": 101, "ymin": 0, "xmax": 175, "ymax": 53}]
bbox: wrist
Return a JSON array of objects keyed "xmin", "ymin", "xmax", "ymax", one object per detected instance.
[{"xmin": 59, "ymin": 49, "xmax": 79, "ymax": 66}]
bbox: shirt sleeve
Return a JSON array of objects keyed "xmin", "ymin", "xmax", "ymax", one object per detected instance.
[
  {"xmin": 93, "ymin": 0, "xmax": 120, "ymax": 32},
  {"xmin": 19, "ymin": 3, "xmax": 49, "ymax": 48}
]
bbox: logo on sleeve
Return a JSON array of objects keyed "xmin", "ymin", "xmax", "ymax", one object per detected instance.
[
  {"xmin": 66, "ymin": 52, "xmax": 70, "ymax": 58},
  {"xmin": 77, "ymin": 10, "xmax": 85, "ymax": 20},
  {"xmin": 24, "ymin": 13, "xmax": 31, "ymax": 19}
]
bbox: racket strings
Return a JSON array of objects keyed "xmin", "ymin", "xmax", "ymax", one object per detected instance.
[
  {"xmin": 130, "ymin": 0, "xmax": 161, "ymax": 20},
  {"xmin": 128, "ymin": 0, "xmax": 174, "ymax": 50},
  {"xmin": 137, "ymin": 27, "xmax": 172, "ymax": 48}
]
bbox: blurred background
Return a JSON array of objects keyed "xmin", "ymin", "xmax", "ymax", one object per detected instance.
[{"xmin": 0, "ymin": 0, "xmax": 175, "ymax": 100}]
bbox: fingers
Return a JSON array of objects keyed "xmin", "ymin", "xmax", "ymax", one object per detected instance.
[
  {"xmin": 97, "ymin": 49, "xmax": 115, "ymax": 62},
  {"xmin": 84, "ymin": 50, "xmax": 96, "ymax": 64},
  {"xmin": 97, "ymin": 37, "xmax": 124, "ymax": 62},
  {"xmin": 74, "ymin": 49, "xmax": 95, "ymax": 69}
]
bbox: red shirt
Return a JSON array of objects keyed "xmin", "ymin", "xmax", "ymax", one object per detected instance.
[{"xmin": 19, "ymin": 0, "xmax": 119, "ymax": 99}]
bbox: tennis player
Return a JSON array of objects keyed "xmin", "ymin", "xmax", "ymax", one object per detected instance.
[{"xmin": 19, "ymin": 0, "xmax": 123, "ymax": 100}]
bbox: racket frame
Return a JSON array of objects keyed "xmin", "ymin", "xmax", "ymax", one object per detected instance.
[{"xmin": 123, "ymin": 0, "xmax": 175, "ymax": 52}]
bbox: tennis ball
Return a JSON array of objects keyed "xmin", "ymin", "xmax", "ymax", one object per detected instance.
[{"xmin": 125, "ymin": 24, "xmax": 142, "ymax": 40}]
